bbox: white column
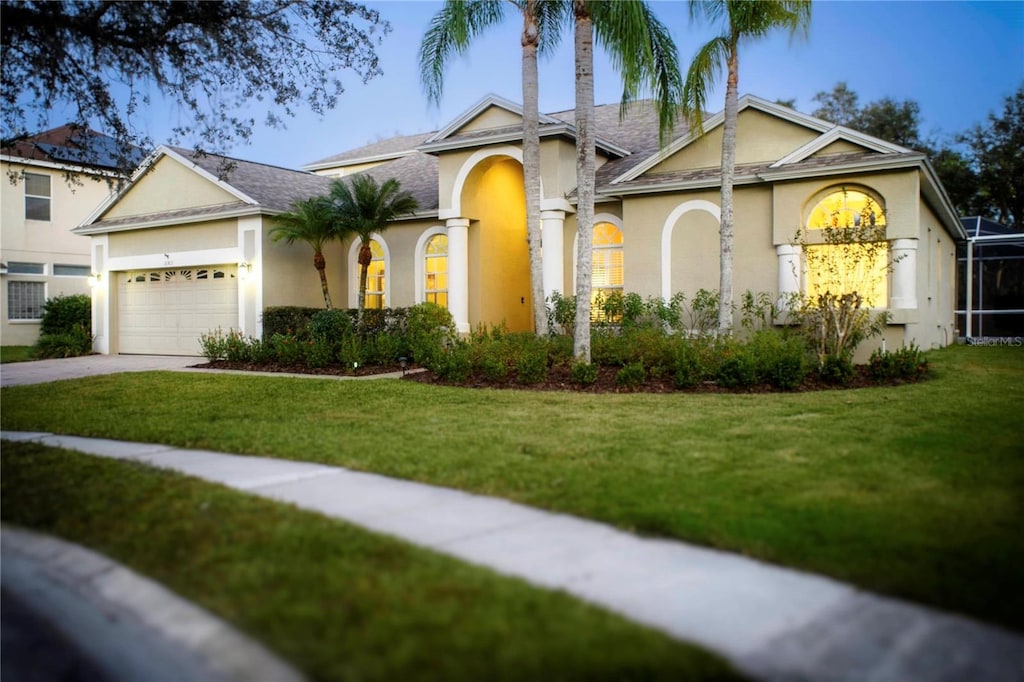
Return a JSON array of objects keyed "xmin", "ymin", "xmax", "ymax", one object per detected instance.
[
  {"xmin": 446, "ymin": 218, "xmax": 470, "ymax": 334},
  {"xmin": 890, "ymin": 238, "xmax": 918, "ymax": 309},
  {"xmin": 776, "ymin": 244, "xmax": 802, "ymax": 310},
  {"xmin": 541, "ymin": 209, "xmax": 565, "ymax": 303}
]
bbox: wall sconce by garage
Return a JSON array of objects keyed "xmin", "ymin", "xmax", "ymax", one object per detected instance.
[
  {"xmin": 238, "ymin": 262, "xmax": 252, "ymax": 280},
  {"xmin": 87, "ymin": 272, "xmax": 102, "ymax": 288}
]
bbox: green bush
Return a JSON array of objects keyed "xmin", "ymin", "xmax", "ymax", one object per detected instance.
[
  {"xmin": 615, "ymin": 361, "xmax": 647, "ymax": 388},
  {"xmin": 262, "ymin": 306, "xmax": 321, "ymax": 341},
  {"xmin": 244, "ymin": 337, "xmax": 275, "ymax": 364},
  {"xmin": 748, "ymin": 330, "xmax": 809, "ymax": 391},
  {"xmin": 34, "ymin": 324, "xmax": 93, "ymax": 359},
  {"xmin": 547, "ymin": 291, "xmax": 576, "ymax": 337},
  {"xmin": 671, "ymin": 341, "xmax": 705, "ymax": 389},
  {"xmin": 435, "ymin": 342, "xmax": 472, "ymax": 382},
  {"xmin": 570, "ymin": 361, "xmax": 598, "ymax": 386},
  {"xmin": 40, "ymin": 294, "xmax": 91, "ymax": 336},
  {"xmin": 303, "ymin": 339, "xmax": 333, "ymax": 368},
  {"xmin": 515, "ymin": 345, "xmax": 548, "ymax": 385},
  {"xmin": 717, "ymin": 346, "xmax": 758, "ymax": 389},
  {"xmin": 224, "ymin": 330, "xmax": 250, "ymax": 363},
  {"xmin": 271, "ymin": 333, "xmax": 304, "ymax": 365},
  {"xmin": 407, "ymin": 303, "xmax": 457, "ymax": 370},
  {"xmin": 309, "ymin": 309, "xmax": 354, "ymax": 344},
  {"xmin": 199, "ymin": 328, "xmax": 229, "ymax": 361},
  {"xmin": 868, "ymin": 344, "xmax": 928, "ymax": 381},
  {"xmin": 819, "ymin": 353, "xmax": 855, "ymax": 385},
  {"xmin": 365, "ymin": 332, "xmax": 404, "ymax": 366}
]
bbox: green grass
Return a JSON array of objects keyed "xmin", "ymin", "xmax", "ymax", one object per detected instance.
[
  {"xmin": 1, "ymin": 345, "xmax": 35, "ymax": 363},
  {"xmin": 2, "ymin": 344, "xmax": 1022, "ymax": 631},
  {"xmin": 1, "ymin": 443, "xmax": 741, "ymax": 682}
]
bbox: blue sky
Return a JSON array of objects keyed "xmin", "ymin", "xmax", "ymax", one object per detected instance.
[{"xmin": 124, "ymin": 0, "xmax": 1024, "ymax": 168}]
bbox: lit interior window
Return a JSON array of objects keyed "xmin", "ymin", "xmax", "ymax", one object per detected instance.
[
  {"xmin": 807, "ymin": 188, "xmax": 885, "ymax": 230},
  {"xmin": 365, "ymin": 239, "xmax": 385, "ymax": 309},
  {"xmin": 424, "ymin": 234, "xmax": 448, "ymax": 307}
]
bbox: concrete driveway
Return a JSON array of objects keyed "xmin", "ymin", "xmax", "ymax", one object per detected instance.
[{"xmin": 0, "ymin": 355, "xmax": 203, "ymax": 387}]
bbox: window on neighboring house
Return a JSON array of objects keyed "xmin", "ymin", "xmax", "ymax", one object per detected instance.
[
  {"xmin": 8, "ymin": 281, "xmax": 45, "ymax": 320},
  {"xmin": 364, "ymin": 239, "xmax": 386, "ymax": 309},
  {"xmin": 592, "ymin": 221, "xmax": 624, "ymax": 313},
  {"xmin": 24, "ymin": 172, "xmax": 51, "ymax": 221},
  {"xmin": 7, "ymin": 262, "xmax": 46, "ymax": 275},
  {"xmin": 54, "ymin": 264, "xmax": 90, "ymax": 277},
  {"xmin": 804, "ymin": 188, "xmax": 888, "ymax": 307},
  {"xmin": 423, "ymin": 234, "xmax": 448, "ymax": 307}
]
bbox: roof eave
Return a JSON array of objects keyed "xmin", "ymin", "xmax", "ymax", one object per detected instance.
[{"xmin": 74, "ymin": 205, "xmax": 267, "ymax": 235}]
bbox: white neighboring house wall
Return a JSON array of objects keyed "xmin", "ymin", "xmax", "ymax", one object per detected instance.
[{"xmin": 1, "ymin": 157, "xmax": 116, "ymax": 345}]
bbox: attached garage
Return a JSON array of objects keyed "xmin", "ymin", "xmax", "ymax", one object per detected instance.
[{"xmin": 117, "ymin": 266, "xmax": 238, "ymax": 355}]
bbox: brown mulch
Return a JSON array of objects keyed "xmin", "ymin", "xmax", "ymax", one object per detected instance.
[{"xmin": 194, "ymin": 360, "xmax": 924, "ymax": 394}]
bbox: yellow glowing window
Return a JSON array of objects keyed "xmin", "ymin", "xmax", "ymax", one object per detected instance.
[
  {"xmin": 805, "ymin": 243, "xmax": 888, "ymax": 307},
  {"xmin": 365, "ymin": 239, "xmax": 385, "ymax": 309},
  {"xmin": 592, "ymin": 222, "xmax": 623, "ymax": 292},
  {"xmin": 807, "ymin": 189, "xmax": 885, "ymax": 230},
  {"xmin": 424, "ymin": 234, "xmax": 448, "ymax": 307}
]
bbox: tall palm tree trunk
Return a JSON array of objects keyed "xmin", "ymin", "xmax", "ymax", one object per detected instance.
[
  {"xmin": 572, "ymin": 0, "xmax": 595, "ymax": 363},
  {"xmin": 358, "ymin": 239, "xmax": 372, "ymax": 311},
  {"xmin": 522, "ymin": 2, "xmax": 547, "ymax": 336},
  {"xmin": 314, "ymin": 251, "xmax": 333, "ymax": 309},
  {"xmin": 717, "ymin": 44, "xmax": 739, "ymax": 334}
]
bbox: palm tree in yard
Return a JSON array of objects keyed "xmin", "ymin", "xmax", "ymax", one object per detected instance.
[
  {"xmin": 330, "ymin": 174, "xmax": 418, "ymax": 311},
  {"xmin": 569, "ymin": 0, "xmax": 683, "ymax": 362},
  {"xmin": 419, "ymin": 0, "xmax": 563, "ymax": 336},
  {"xmin": 270, "ymin": 195, "xmax": 345, "ymax": 309},
  {"xmin": 681, "ymin": 0, "xmax": 811, "ymax": 334}
]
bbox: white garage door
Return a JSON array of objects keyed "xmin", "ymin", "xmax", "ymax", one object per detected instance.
[{"xmin": 118, "ymin": 266, "xmax": 239, "ymax": 355}]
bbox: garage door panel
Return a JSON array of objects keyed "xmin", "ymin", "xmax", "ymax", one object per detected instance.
[{"xmin": 118, "ymin": 267, "xmax": 239, "ymax": 355}]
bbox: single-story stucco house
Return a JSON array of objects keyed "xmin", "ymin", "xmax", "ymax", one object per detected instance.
[{"xmin": 75, "ymin": 94, "xmax": 965, "ymax": 356}]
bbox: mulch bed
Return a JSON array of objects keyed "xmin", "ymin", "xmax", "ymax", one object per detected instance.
[{"xmin": 194, "ymin": 360, "xmax": 924, "ymax": 394}]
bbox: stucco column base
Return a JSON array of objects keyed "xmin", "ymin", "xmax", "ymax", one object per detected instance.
[
  {"xmin": 775, "ymin": 244, "xmax": 802, "ymax": 313},
  {"xmin": 890, "ymin": 238, "xmax": 918, "ymax": 310},
  {"xmin": 541, "ymin": 209, "xmax": 566, "ymax": 303}
]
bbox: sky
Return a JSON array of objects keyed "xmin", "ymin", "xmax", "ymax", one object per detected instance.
[{"xmin": 56, "ymin": 0, "xmax": 1024, "ymax": 169}]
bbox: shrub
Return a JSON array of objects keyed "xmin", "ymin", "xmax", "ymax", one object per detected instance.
[
  {"xmin": 819, "ymin": 353, "xmax": 854, "ymax": 385},
  {"xmin": 199, "ymin": 328, "xmax": 229, "ymax": 361},
  {"xmin": 34, "ymin": 324, "xmax": 93, "ymax": 358},
  {"xmin": 547, "ymin": 291, "xmax": 576, "ymax": 337},
  {"xmin": 515, "ymin": 345, "xmax": 548, "ymax": 385},
  {"xmin": 303, "ymin": 339, "xmax": 333, "ymax": 368},
  {"xmin": 435, "ymin": 342, "xmax": 472, "ymax": 382},
  {"xmin": 717, "ymin": 346, "xmax": 758, "ymax": 389},
  {"xmin": 366, "ymin": 332, "xmax": 403, "ymax": 366},
  {"xmin": 337, "ymin": 334, "xmax": 364, "ymax": 369},
  {"xmin": 407, "ymin": 303, "xmax": 457, "ymax": 370},
  {"xmin": 309, "ymin": 309, "xmax": 354, "ymax": 344},
  {"xmin": 671, "ymin": 341, "xmax": 705, "ymax": 389},
  {"xmin": 271, "ymin": 333, "xmax": 304, "ymax": 365},
  {"xmin": 224, "ymin": 330, "xmax": 249, "ymax": 363},
  {"xmin": 615, "ymin": 361, "xmax": 647, "ymax": 388},
  {"xmin": 244, "ymin": 337, "xmax": 275, "ymax": 364},
  {"xmin": 747, "ymin": 330, "xmax": 809, "ymax": 390},
  {"xmin": 570, "ymin": 361, "xmax": 598, "ymax": 386},
  {"xmin": 40, "ymin": 294, "xmax": 91, "ymax": 336},
  {"xmin": 262, "ymin": 306, "xmax": 321, "ymax": 341},
  {"xmin": 868, "ymin": 344, "xmax": 929, "ymax": 381}
]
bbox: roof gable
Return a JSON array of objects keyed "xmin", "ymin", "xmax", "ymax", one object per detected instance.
[
  {"xmin": 425, "ymin": 94, "xmax": 561, "ymax": 144},
  {"xmin": 770, "ymin": 126, "xmax": 909, "ymax": 169}
]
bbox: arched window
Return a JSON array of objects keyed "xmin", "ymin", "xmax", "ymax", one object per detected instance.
[
  {"xmin": 424, "ymin": 234, "xmax": 448, "ymax": 307},
  {"xmin": 592, "ymin": 221, "xmax": 624, "ymax": 297},
  {"xmin": 364, "ymin": 239, "xmax": 386, "ymax": 309},
  {"xmin": 804, "ymin": 187, "xmax": 888, "ymax": 307}
]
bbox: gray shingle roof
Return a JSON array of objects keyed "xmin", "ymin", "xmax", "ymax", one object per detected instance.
[
  {"xmin": 304, "ymin": 132, "xmax": 435, "ymax": 167},
  {"xmin": 172, "ymin": 147, "xmax": 333, "ymax": 212},
  {"xmin": 357, "ymin": 152, "xmax": 439, "ymax": 212}
]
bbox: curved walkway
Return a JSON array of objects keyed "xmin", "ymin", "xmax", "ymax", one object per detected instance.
[{"xmin": 3, "ymin": 430, "xmax": 1022, "ymax": 682}]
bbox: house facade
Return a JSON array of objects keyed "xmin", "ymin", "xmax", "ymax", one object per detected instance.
[
  {"xmin": 1, "ymin": 126, "xmax": 132, "ymax": 345},
  {"xmin": 76, "ymin": 95, "xmax": 964, "ymax": 357}
]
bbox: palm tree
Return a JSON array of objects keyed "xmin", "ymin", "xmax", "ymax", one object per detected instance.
[
  {"xmin": 330, "ymin": 174, "xmax": 419, "ymax": 311},
  {"xmin": 419, "ymin": 0, "xmax": 563, "ymax": 336},
  {"xmin": 681, "ymin": 0, "xmax": 811, "ymax": 334},
  {"xmin": 570, "ymin": 0, "xmax": 683, "ymax": 362},
  {"xmin": 270, "ymin": 195, "xmax": 344, "ymax": 309}
]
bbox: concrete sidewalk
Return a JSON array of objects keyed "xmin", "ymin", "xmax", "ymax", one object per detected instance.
[
  {"xmin": 3, "ymin": 431, "xmax": 1023, "ymax": 682},
  {"xmin": 0, "ymin": 354, "xmax": 203, "ymax": 387}
]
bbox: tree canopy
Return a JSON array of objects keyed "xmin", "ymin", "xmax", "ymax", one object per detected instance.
[{"xmin": 2, "ymin": 0, "xmax": 388, "ymax": 174}]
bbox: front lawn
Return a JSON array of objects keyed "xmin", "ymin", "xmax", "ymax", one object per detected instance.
[
  {"xmin": 2, "ymin": 344, "xmax": 1021, "ymax": 631},
  {"xmin": 1, "ymin": 443, "xmax": 739, "ymax": 682},
  {"xmin": 1, "ymin": 346, "xmax": 35, "ymax": 363}
]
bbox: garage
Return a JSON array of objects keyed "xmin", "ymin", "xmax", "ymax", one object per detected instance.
[{"xmin": 118, "ymin": 266, "xmax": 238, "ymax": 355}]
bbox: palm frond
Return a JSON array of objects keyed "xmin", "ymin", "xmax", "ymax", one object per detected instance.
[
  {"xmin": 681, "ymin": 36, "xmax": 730, "ymax": 134},
  {"xmin": 419, "ymin": 0, "xmax": 507, "ymax": 106}
]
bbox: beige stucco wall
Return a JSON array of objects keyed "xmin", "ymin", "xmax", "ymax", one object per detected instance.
[
  {"xmin": 107, "ymin": 220, "xmax": 238, "ymax": 258},
  {"xmin": 811, "ymin": 139, "xmax": 866, "ymax": 157},
  {"xmin": 103, "ymin": 157, "xmax": 239, "ymax": 219},
  {"xmin": 907, "ymin": 198, "xmax": 957, "ymax": 349},
  {"xmin": 1, "ymin": 161, "xmax": 113, "ymax": 345},
  {"xmin": 455, "ymin": 106, "xmax": 522, "ymax": 134},
  {"xmin": 261, "ymin": 220, "xmax": 346, "ymax": 311},
  {"xmin": 651, "ymin": 109, "xmax": 819, "ymax": 173}
]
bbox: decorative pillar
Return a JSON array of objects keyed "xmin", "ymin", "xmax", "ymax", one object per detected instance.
[
  {"xmin": 890, "ymin": 238, "xmax": 918, "ymax": 309},
  {"xmin": 776, "ymin": 244, "xmax": 802, "ymax": 310},
  {"xmin": 446, "ymin": 218, "xmax": 470, "ymax": 334},
  {"xmin": 541, "ymin": 209, "xmax": 565, "ymax": 303}
]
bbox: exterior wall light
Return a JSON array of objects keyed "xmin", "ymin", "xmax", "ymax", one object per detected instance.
[
  {"xmin": 238, "ymin": 262, "xmax": 252, "ymax": 280},
  {"xmin": 87, "ymin": 273, "xmax": 102, "ymax": 288}
]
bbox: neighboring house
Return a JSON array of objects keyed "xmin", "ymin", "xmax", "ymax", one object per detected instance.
[
  {"xmin": 76, "ymin": 94, "xmax": 964, "ymax": 357},
  {"xmin": 957, "ymin": 216, "xmax": 1024, "ymax": 338},
  {"xmin": 1, "ymin": 125, "xmax": 140, "ymax": 346}
]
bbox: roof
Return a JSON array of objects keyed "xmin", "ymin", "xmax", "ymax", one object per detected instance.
[
  {"xmin": 304, "ymin": 132, "xmax": 435, "ymax": 170},
  {"xmin": 1, "ymin": 124, "xmax": 145, "ymax": 171}
]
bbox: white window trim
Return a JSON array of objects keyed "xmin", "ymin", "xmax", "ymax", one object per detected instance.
[
  {"xmin": 53, "ymin": 264, "xmax": 91, "ymax": 278},
  {"xmin": 347, "ymin": 234, "xmax": 390, "ymax": 309},
  {"xmin": 23, "ymin": 171, "xmax": 52, "ymax": 222},
  {"xmin": 7, "ymin": 279, "xmax": 47, "ymax": 322}
]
